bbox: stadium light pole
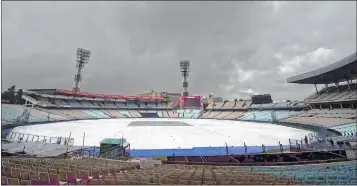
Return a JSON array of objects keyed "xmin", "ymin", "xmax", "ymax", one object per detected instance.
[
  {"xmin": 73, "ymin": 48, "xmax": 91, "ymax": 92},
  {"xmin": 179, "ymin": 60, "xmax": 190, "ymax": 97}
]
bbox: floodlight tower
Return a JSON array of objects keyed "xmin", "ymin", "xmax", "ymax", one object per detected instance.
[
  {"xmin": 179, "ymin": 60, "xmax": 190, "ymax": 96},
  {"xmin": 73, "ymin": 48, "xmax": 91, "ymax": 92}
]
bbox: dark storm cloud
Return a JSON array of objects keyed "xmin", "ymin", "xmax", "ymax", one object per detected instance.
[{"xmin": 2, "ymin": 1, "xmax": 356, "ymax": 100}]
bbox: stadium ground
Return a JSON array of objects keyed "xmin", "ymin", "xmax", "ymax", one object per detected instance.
[{"xmin": 9, "ymin": 118, "xmax": 310, "ymax": 156}]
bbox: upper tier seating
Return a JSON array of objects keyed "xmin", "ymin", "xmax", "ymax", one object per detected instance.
[
  {"xmin": 79, "ymin": 100, "xmax": 95, "ymax": 108},
  {"xmin": 250, "ymin": 102, "xmax": 303, "ymax": 109},
  {"xmin": 282, "ymin": 109, "xmax": 356, "ymax": 127},
  {"xmin": 242, "ymin": 100, "xmax": 252, "ymax": 109},
  {"xmin": 239, "ymin": 110, "xmax": 301, "ymax": 122},
  {"xmin": 115, "ymin": 102, "xmax": 127, "ymax": 109},
  {"xmin": 127, "ymin": 103, "xmax": 138, "ymax": 109},
  {"xmin": 305, "ymin": 84, "xmax": 357, "ymax": 103},
  {"xmin": 65, "ymin": 99, "xmax": 83, "ymax": 107},
  {"xmin": 36, "ymin": 97, "xmax": 57, "ymax": 107},
  {"xmin": 53, "ymin": 99, "xmax": 69, "ymax": 107},
  {"xmin": 139, "ymin": 103, "xmax": 147, "ymax": 109},
  {"xmin": 221, "ymin": 101, "xmax": 235, "ymax": 109},
  {"xmin": 156, "ymin": 103, "xmax": 166, "ymax": 109},
  {"xmin": 146, "ymin": 102, "xmax": 156, "ymax": 109},
  {"xmin": 103, "ymin": 101, "xmax": 117, "ymax": 108},
  {"xmin": 233, "ymin": 101, "xmax": 246, "ymax": 109},
  {"xmin": 213, "ymin": 102, "xmax": 224, "ymax": 109},
  {"xmin": 223, "ymin": 111, "xmax": 245, "ymax": 119},
  {"xmin": 91, "ymin": 101, "xmax": 104, "ymax": 108}
]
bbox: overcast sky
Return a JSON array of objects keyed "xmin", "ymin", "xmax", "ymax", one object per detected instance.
[{"xmin": 2, "ymin": 1, "xmax": 356, "ymax": 100}]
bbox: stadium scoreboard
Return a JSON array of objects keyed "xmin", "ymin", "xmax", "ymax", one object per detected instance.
[{"xmin": 180, "ymin": 95, "xmax": 203, "ymax": 109}]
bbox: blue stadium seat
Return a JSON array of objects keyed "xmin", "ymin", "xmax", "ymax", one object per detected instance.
[
  {"xmin": 1, "ymin": 106, "xmax": 23, "ymax": 122},
  {"xmin": 92, "ymin": 110, "xmax": 110, "ymax": 118},
  {"xmin": 157, "ymin": 111, "xmax": 163, "ymax": 117},
  {"xmin": 246, "ymin": 161, "xmax": 357, "ymax": 185},
  {"xmin": 177, "ymin": 110, "xmax": 186, "ymax": 114},
  {"xmin": 83, "ymin": 110, "xmax": 102, "ymax": 118},
  {"xmin": 274, "ymin": 102, "xmax": 290, "ymax": 108},
  {"xmin": 331, "ymin": 123, "xmax": 357, "ymax": 137},
  {"xmin": 239, "ymin": 110, "xmax": 301, "ymax": 122},
  {"xmin": 192, "ymin": 114, "xmax": 200, "ymax": 119},
  {"xmin": 183, "ymin": 113, "xmax": 194, "ymax": 118},
  {"xmin": 249, "ymin": 104, "xmax": 261, "ymax": 109}
]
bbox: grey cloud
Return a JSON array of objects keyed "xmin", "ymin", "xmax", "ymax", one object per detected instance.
[{"xmin": 2, "ymin": 1, "xmax": 356, "ymax": 101}]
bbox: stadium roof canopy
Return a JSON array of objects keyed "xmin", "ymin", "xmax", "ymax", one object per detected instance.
[
  {"xmin": 26, "ymin": 89, "xmax": 163, "ymax": 101},
  {"xmin": 287, "ymin": 52, "xmax": 357, "ymax": 84}
]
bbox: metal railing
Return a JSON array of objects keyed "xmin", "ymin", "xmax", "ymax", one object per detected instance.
[{"xmin": 3, "ymin": 131, "xmax": 74, "ymax": 146}]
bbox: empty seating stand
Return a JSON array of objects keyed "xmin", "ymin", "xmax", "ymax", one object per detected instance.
[
  {"xmin": 205, "ymin": 103, "xmax": 215, "ymax": 109},
  {"xmin": 233, "ymin": 101, "xmax": 246, "ymax": 109},
  {"xmin": 1, "ymin": 157, "xmax": 140, "ymax": 185},
  {"xmin": 129, "ymin": 110, "xmax": 142, "ymax": 118},
  {"xmin": 168, "ymin": 110, "xmax": 179, "ymax": 118},
  {"xmin": 213, "ymin": 111, "xmax": 233, "ymax": 119},
  {"xmin": 282, "ymin": 109, "xmax": 356, "ymax": 128},
  {"xmin": 305, "ymin": 83, "xmax": 357, "ymax": 103},
  {"xmin": 213, "ymin": 102, "xmax": 224, "ymax": 109},
  {"xmin": 331, "ymin": 123, "xmax": 357, "ymax": 137},
  {"xmin": 118, "ymin": 110, "xmax": 133, "ymax": 118},
  {"xmin": 247, "ymin": 161, "xmax": 356, "ymax": 185},
  {"xmin": 115, "ymin": 102, "xmax": 127, "ymax": 109},
  {"xmin": 221, "ymin": 101, "xmax": 235, "ymax": 109},
  {"xmin": 203, "ymin": 111, "xmax": 221, "ymax": 119},
  {"xmin": 162, "ymin": 111, "xmax": 170, "ymax": 118},
  {"xmin": 223, "ymin": 111, "xmax": 245, "ymax": 119}
]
